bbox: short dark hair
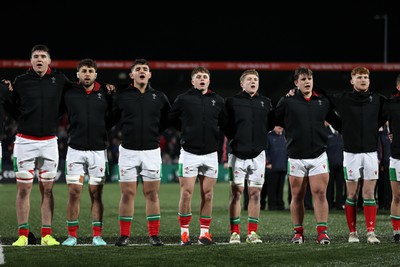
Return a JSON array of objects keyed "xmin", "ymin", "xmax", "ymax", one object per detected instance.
[
  {"xmin": 77, "ymin": 58, "xmax": 97, "ymax": 71},
  {"xmin": 294, "ymin": 67, "xmax": 312, "ymax": 81},
  {"xmin": 31, "ymin": 44, "xmax": 50, "ymax": 57},
  {"xmin": 130, "ymin": 59, "xmax": 149, "ymax": 71},
  {"xmin": 191, "ymin": 66, "xmax": 210, "ymax": 79}
]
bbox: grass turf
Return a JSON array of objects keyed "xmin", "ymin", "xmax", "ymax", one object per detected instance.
[{"xmin": 0, "ymin": 182, "xmax": 399, "ymax": 266}]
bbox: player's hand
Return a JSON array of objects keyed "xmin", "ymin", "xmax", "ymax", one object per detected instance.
[
  {"xmin": 2, "ymin": 79, "xmax": 13, "ymax": 91},
  {"xmin": 106, "ymin": 83, "xmax": 116, "ymax": 94},
  {"xmin": 286, "ymin": 88, "xmax": 296, "ymax": 96}
]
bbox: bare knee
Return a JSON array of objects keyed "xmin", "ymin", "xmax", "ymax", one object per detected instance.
[
  {"xmin": 393, "ymin": 193, "xmax": 400, "ymax": 205},
  {"xmin": 42, "ymin": 188, "xmax": 53, "ymax": 199},
  {"xmin": 202, "ymin": 191, "xmax": 213, "ymax": 203},
  {"xmin": 144, "ymin": 190, "xmax": 159, "ymax": 202}
]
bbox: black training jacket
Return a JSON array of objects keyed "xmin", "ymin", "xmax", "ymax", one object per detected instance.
[
  {"xmin": 113, "ymin": 84, "xmax": 171, "ymax": 150},
  {"xmin": 329, "ymin": 90, "xmax": 386, "ymax": 153},
  {"xmin": 169, "ymin": 87, "xmax": 225, "ymax": 155},
  {"xmin": 383, "ymin": 92, "xmax": 400, "ymax": 159},
  {"xmin": 62, "ymin": 81, "xmax": 114, "ymax": 150},
  {"xmin": 12, "ymin": 68, "xmax": 72, "ymax": 137},
  {"xmin": 224, "ymin": 90, "xmax": 273, "ymax": 159},
  {"xmin": 274, "ymin": 90, "xmax": 333, "ymax": 159}
]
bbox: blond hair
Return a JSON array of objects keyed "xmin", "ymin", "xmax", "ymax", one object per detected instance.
[{"xmin": 240, "ymin": 69, "xmax": 259, "ymax": 83}]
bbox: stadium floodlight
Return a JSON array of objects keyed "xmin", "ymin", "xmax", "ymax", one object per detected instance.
[{"xmin": 374, "ymin": 14, "xmax": 388, "ymax": 64}]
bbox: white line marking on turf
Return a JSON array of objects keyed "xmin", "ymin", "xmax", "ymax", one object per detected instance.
[{"xmin": 0, "ymin": 245, "xmax": 5, "ymax": 265}]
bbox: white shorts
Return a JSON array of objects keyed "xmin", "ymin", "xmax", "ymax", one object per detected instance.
[
  {"xmin": 65, "ymin": 147, "xmax": 108, "ymax": 185},
  {"xmin": 389, "ymin": 157, "xmax": 400, "ymax": 182},
  {"xmin": 228, "ymin": 151, "xmax": 265, "ymax": 188},
  {"xmin": 178, "ymin": 148, "xmax": 218, "ymax": 179},
  {"xmin": 288, "ymin": 152, "xmax": 329, "ymax": 177},
  {"xmin": 343, "ymin": 152, "xmax": 379, "ymax": 181},
  {"xmin": 13, "ymin": 136, "xmax": 59, "ymax": 177},
  {"xmin": 118, "ymin": 145, "xmax": 161, "ymax": 182}
]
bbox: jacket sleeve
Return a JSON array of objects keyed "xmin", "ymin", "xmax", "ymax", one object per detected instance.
[
  {"xmin": 378, "ymin": 94, "xmax": 388, "ymax": 128},
  {"xmin": 219, "ymin": 97, "xmax": 231, "ymax": 140},
  {"xmin": 325, "ymin": 100, "xmax": 342, "ymax": 133},
  {"xmin": 273, "ymin": 96, "xmax": 286, "ymax": 128},
  {"xmin": 168, "ymin": 96, "xmax": 182, "ymax": 131},
  {"xmin": 58, "ymin": 86, "xmax": 68, "ymax": 122},
  {"xmin": 1, "ymin": 83, "xmax": 19, "ymax": 120},
  {"xmin": 159, "ymin": 93, "xmax": 171, "ymax": 133},
  {"xmin": 9, "ymin": 79, "xmax": 22, "ymax": 120},
  {"xmin": 105, "ymin": 89, "xmax": 116, "ymax": 131},
  {"xmin": 267, "ymin": 99, "xmax": 275, "ymax": 131},
  {"xmin": 111, "ymin": 91, "xmax": 121, "ymax": 127},
  {"xmin": 265, "ymin": 132, "xmax": 271, "ymax": 164}
]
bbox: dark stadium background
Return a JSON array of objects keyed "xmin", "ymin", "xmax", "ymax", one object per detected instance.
[
  {"xmin": 1, "ymin": 1, "xmax": 399, "ymax": 63},
  {"xmin": 1, "ymin": 1, "xmax": 400, "ymax": 100},
  {"xmin": 0, "ymin": 0, "xmax": 399, "ymax": 184}
]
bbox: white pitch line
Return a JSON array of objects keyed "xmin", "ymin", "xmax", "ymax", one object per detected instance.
[{"xmin": 0, "ymin": 245, "xmax": 5, "ymax": 265}]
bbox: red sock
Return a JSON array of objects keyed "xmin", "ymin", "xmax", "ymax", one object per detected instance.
[
  {"xmin": 247, "ymin": 222, "xmax": 258, "ymax": 234},
  {"xmin": 93, "ymin": 226, "xmax": 102, "ymax": 237},
  {"xmin": 67, "ymin": 225, "xmax": 79, "ymax": 237},
  {"xmin": 92, "ymin": 221, "xmax": 103, "ymax": 237},
  {"xmin": 119, "ymin": 218, "xmax": 132, "ymax": 237},
  {"xmin": 391, "ymin": 217, "xmax": 400, "ymax": 231},
  {"xmin": 147, "ymin": 220, "xmax": 160, "ymax": 236},
  {"xmin": 41, "ymin": 225, "xmax": 52, "ymax": 237},
  {"xmin": 247, "ymin": 217, "xmax": 259, "ymax": 234},
  {"xmin": 178, "ymin": 214, "xmax": 192, "ymax": 228},
  {"xmin": 345, "ymin": 202, "xmax": 357, "ymax": 232},
  {"xmin": 231, "ymin": 224, "xmax": 240, "ymax": 234},
  {"xmin": 200, "ymin": 216, "xmax": 212, "ymax": 231},
  {"xmin": 294, "ymin": 225, "xmax": 304, "ymax": 234},
  {"xmin": 18, "ymin": 228, "xmax": 29, "ymax": 237},
  {"xmin": 316, "ymin": 225, "xmax": 327, "ymax": 235},
  {"xmin": 364, "ymin": 203, "xmax": 377, "ymax": 232},
  {"xmin": 230, "ymin": 217, "xmax": 240, "ymax": 234}
]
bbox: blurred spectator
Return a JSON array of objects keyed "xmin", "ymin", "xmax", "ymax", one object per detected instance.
[
  {"xmin": 325, "ymin": 122, "xmax": 346, "ymax": 210},
  {"xmin": 161, "ymin": 128, "xmax": 180, "ymax": 164},
  {"xmin": 261, "ymin": 126, "xmax": 287, "ymax": 210}
]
